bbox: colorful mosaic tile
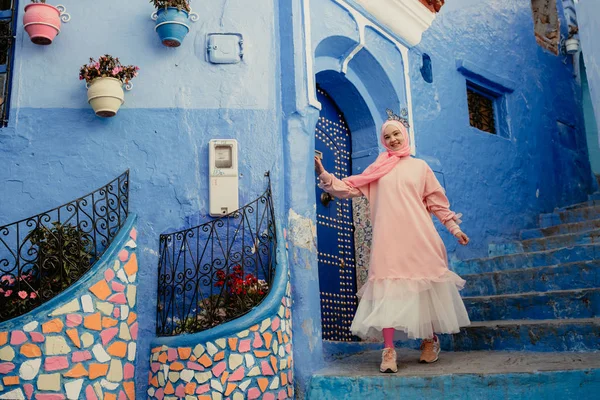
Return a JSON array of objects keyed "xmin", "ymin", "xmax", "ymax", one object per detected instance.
[
  {"xmin": 148, "ymin": 281, "xmax": 294, "ymax": 400},
  {"xmin": 0, "ymin": 226, "xmax": 139, "ymax": 400}
]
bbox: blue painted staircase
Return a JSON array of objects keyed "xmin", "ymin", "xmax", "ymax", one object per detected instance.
[
  {"xmin": 449, "ymin": 194, "xmax": 600, "ymax": 353},
  {"xmin": 307, "ymin": 194, "xmax": 600, "ymax": 399}
]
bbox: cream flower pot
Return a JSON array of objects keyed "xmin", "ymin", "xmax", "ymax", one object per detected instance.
[{"xmin": 87, "ymin": 77, "xmax": 125, "ymax": 118}]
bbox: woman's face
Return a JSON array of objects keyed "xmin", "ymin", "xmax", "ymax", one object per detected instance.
[{"xmin": 383, "ymin": 128, "xmax": 405, "ymax": 150}]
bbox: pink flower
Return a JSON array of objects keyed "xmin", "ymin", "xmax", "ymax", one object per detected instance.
[
  {"xmin": 18, "ymin": 291, "xmax": 27, "ymax": 299},
  {"xmin": 94, "ymin": 62, "xmax": 100, "ymax": 69},
  {"xmin": 30, "ymin": 292, "xmax": 37, "ymax": 299},
  {"xmin": 112, "ymin": 66, "xmax": 122, "ymax": 75},
  {"xmin": 4, "ymin": 290, "xmax": 12, "ymax": 297},
  {"xmin": 1, "ymin": 275, "xmax": 15, "ymax": 285}
]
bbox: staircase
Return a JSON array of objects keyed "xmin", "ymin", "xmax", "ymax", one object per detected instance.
[{"xmin": 307, "ymin": 194, "xmax": 600, "ymax": 399}]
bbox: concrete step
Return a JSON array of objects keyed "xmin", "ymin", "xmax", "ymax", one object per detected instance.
[
  {"xmin": 461, "ymin": 260, "xmax": 600, "ymax": 297},
  {"xmin": 589, "ymin": 192, "xmax": 600, "ymax": 201},
  {"xmin": 442, "ymin": 317, "xmax": 600, "ymax": 352},
  {"xmin": 307, "ymin": 349, "xmax": 600, "ymax": 400},
  {"xmin": 539, "ymin": 205, "xmax": 600, "ymax": 229},
  {"xmin": 520, "ymin": 217, "xmax": 600, "ymax": 240},
  {"xmin": 489, "ymin": 228, "xmax": 600, "ymax": 257},
  {"xmin": 555, "ymin": 199, "xmax": 600, "ymax": 212},
  {"xmin": 453, "ymin": 243, "xmax": 600, "ymax": 275},
  {"xmin": 463, "ymin": 288, "xmax": 600, "ymax": 321}
]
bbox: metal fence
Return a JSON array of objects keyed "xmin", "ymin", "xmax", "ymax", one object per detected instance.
[
  {"xmin": 0, "ymin": 171, "xmax": 130, "ymax": 321},
  {"xmin": 156, "ymin": 174, "xmax": 277, "ymax": 336}
]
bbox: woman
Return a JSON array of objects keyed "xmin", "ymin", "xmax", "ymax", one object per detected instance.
[{"xmin": 314, "ymin": 115, "xmax": 470, "ymax": 372}]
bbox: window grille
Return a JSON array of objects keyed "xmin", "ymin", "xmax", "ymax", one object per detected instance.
[
  {"xmin": 0, "ymin": 0, "xmax": 17, "ymax": 127},
  {"xmin": 467, "ymin": 84, "xmax": 497, "ymax": 134}
]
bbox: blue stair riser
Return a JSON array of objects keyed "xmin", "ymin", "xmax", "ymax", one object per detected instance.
[
  {"xmin": 539, "ymin": 206, "xmax": 600, "ymax": 229},
  {"xmin": 454, "ymin": 244, "xmax": 600, "ymax": 275},
  {"xmin": 463, "ymin": 289, "xmax": 600, "ymax": 321},
  {"xmin": 307, "ymin": 370, "xmax": 600, "ymax": 400},
  {"xmin": 441, "ymin": 320, "xmax": 600, "ymax": 352},
  {"xmin": 461, "ymin": 261, "xmax": 600, "ymax": 297},
  {"xmin": 489, "ymin": 229, "xmax": 600, "ymax": 257},
  {"xmin": 589, "ymin": 193, "xmax": 600, "ymax": 201},
  {"xmin": 521, "ymin": 218, "xmax": 600, "ymax": 240},
  {"xmin": 555, "ymin": 199, "xmax": 600, "ymax": 212}
]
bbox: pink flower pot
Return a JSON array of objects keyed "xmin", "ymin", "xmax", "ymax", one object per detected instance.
[{"xmin": 23, "ymin": 3, "xmax": 62, "ymax": 45}]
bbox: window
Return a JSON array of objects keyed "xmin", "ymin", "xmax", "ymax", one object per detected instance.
[
  {"xmin": 466, "ymin": 83, "xmax": 498, "ymax": 134},
  {"xmin": 457, "ymin": 59, "xmax": 513, "ymax": 138},
  {"xmin": 0, "ymin": 0, "xmax": 16, "ymax": 127},
  {"xmin": 530, "ymin": 0, "xmax": 560, "ymax": 54}
]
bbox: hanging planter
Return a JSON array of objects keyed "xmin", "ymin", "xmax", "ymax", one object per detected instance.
[
  {"xmin": 79, "ymin": 55, "xmax": 139, "ymax": 118},
  {"xmin": 150, "ymin": 0, "xmax": 199, "ymax": 47},
  {"xmin": 23, "ymin": 1, "xmax": 71, "ymax": 46}
]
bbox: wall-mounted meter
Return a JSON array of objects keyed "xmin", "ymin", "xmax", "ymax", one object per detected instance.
[{"xmin": 209, "ymin": 139, "xmax": 239, "ymax": 217}]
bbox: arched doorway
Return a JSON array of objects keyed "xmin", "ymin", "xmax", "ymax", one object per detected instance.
[{"xmin": 314, "ymin": 87, "xmax": 359, "ymax": 342}]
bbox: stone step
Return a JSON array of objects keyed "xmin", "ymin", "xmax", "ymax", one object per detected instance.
[
  {"xmin": 490, "ymin": 228, "xmax": 600, "ymax": 257},
  {"xmin": 520, "ymin": 217, "xmax": 600, "ymax": 240},
  {"xmin": 441, "ymin": 318, "xmax": 600, "ymax": 352},
  {"xmin": 555, "ymin": 199, "xmax": 600, "ymax": 212},
  {"xmin": 539, "ymin": 205, "xmax": 600, "ymax": 229},
  {"xmin": 463, "ymin": 288, "xmax": 600, "ymax": 321},
  {"xmin": 453, "ymin": 243, "xmax": 600, "ymax": 275},
  {"xmin": 307, "ymin": 349, "xmax": 600, "ymax": 399},
  {"xmin": 461, "ymin": 260, "xmax": 600, "ymax": 297},
  {"xmin": 589, "ymin": 192, "xmax": 600, "ymax": 201}
]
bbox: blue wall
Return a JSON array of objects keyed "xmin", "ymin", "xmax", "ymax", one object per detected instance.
[
  {"xmin": 408, "ymin": 0, "xmax": 592, "ymax": 260},
  {"xmin": 0, "ymin": 1, "xmax": 283, "ymax": 396},
  {"xmin": 576, "ymin": 0, "xmax": 600, "ymax": 147}
]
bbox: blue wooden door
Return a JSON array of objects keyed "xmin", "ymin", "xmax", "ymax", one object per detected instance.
[{"xmin": 315, "ymin": 87, "xmax": 359, "ymax": 342}]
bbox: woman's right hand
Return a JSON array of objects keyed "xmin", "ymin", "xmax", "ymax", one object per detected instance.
[{"xmin": 314, "ymin": 156, "xmax": 325, "ymax": 175}]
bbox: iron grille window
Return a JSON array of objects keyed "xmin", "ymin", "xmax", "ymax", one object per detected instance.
[
  {"xmin": 0, "ymin": 0, "xmax": 16, "ymax": 127},
  {"xmin": 467, "ymin": 83, "xmax": 497, "ymax": 134}
]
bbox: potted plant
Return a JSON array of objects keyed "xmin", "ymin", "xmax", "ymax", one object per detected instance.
[
  {"xmin": 150, "ymin": 0, "xmax": 199, "ymax": 47},
  {"xmin": 79, "ymin": 55, "xmax": 139, "ymax": 118},
  {"xmin": 23, "ymin": 0, "xmax": 70, "ymax": 45}
]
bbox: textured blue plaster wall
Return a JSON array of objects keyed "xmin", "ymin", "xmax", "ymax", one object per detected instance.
[
  {"xmin": 576, "ymin": 0, "xmax": 600, "ymax": 143},
  {"xmin": 409, "ymin": 0, "xmax": 593, "ymax": 261},
  {"xmin": 0, "ymin": 1, "xmax": 282, "ymax": 397}
]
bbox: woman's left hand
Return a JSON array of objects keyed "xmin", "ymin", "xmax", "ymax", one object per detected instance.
[{"xmin": 455, "ymin": 231, "xmax": 469, "ymax": 246}]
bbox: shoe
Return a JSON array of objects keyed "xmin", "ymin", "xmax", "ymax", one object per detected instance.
[
  {"xmin": 419, "ymin": 335, "xmax": 440, "ymax": 363},
  {"xmin": 380, "ymin": 347, "xmax": 398, "ymax": 373}
]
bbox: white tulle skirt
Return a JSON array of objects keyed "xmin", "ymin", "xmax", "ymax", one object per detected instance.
[{"xmin": 350, "ymin": 270, "xmax": 471, "ymax": 340}]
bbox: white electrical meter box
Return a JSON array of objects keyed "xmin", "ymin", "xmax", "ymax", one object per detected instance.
[{"xmin": 209, "ymin": 139, "xmax": 239, "ymax": 217}]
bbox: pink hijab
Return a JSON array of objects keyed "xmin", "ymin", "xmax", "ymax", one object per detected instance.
[{"xmin": 344, "ymin": 120, "xmax": 410, "ymax": 188}]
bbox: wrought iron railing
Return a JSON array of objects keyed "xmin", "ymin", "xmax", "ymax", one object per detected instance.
[
  {"xmin": 0, "ymin": 171, "xmax": 130, "ymax": 321},
  {"xmin": 156, "ymin": 173, "xmax": 277, "ymax": 336}
]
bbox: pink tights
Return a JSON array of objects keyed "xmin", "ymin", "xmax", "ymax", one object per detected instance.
[
  {"xmin": 383, "ymin": 327, "xmax": 437, "ymax": 348},
  {"xmin": 383, "ymin": 328, "xmax": 395, "ymax": 349}
]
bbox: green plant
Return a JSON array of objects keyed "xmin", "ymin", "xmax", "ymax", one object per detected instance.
[
  {"xmin": 28, "ymin": 221, "xmax": 94, "ymax": 292},
  {"xmin": 0, "ymin": 222, "xmax": 93, "ymax": 321},
  {"xmin": 150, "ymin": 0, "xmax": 191, "ymax": 12},
  {"xmin": 29, "ymin": 0, "xmax": 47, "ymax": 3},
  {"xmin": 79, "ymin": 55, "xmax": 139, "ymax": 85},
  {"xmin": 173, "ymin": 267, "xmax": 269, "ymax": 334}
]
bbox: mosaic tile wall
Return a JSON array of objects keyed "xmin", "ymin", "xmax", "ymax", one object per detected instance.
[
  {"xmin": 0, "ymin": 222, "xmax": 139, "ymax": 400},
  {"xmin": 352, "ymin": 196, "xmax": 372, "ymax": 290},
  {"xmin": 147, "ymin": 281, "xmax": 293, "ymax": 400}
]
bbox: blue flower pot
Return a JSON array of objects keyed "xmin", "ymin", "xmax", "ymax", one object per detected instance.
[{"xmin": 155, "ymin": 7, "xmax": 190, "ymax": 48}]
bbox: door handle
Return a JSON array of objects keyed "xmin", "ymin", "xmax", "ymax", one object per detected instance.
[{"xmin": 320, "ymin": 192, "xmax": 334, "ymax": 207}]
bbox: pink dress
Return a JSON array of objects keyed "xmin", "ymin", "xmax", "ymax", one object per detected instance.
[{"xmin": 318, "ymin": 156, "xmax": 471, "ymax": 340}]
